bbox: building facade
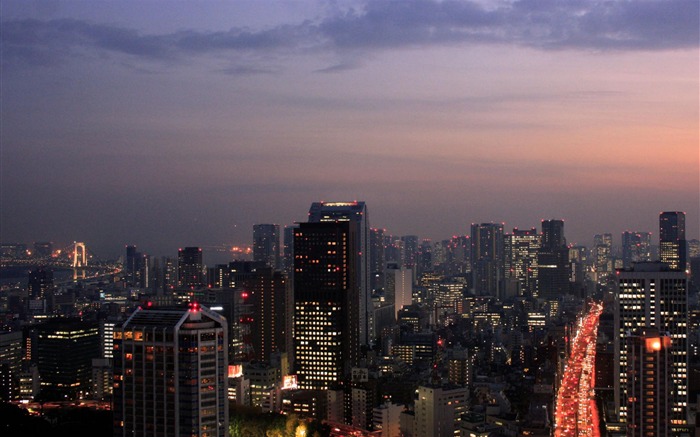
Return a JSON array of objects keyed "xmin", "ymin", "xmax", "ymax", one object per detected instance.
[
  {"xmin": 293, "ymin": 221, "xmax": 358, "ymax": 390},
  {"xmin": 253, "ymin": 224, "xmax": 281, "ymax": 270},
  {"xmin": 178, "ymin": 247, "xmax": 204, "ymax": 288},
  {"xmin": 660, "ymin": 211, "xmax": 686, "ymax": 271},
  {"xmin": 615, "ymin": 263, "xmax": 688, "ymax": 430},
  {"xmin": 113, "ymin": 304, "xmax": 228, "ymax": 437}
]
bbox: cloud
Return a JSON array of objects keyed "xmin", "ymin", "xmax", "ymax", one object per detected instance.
[
  {"xmin": 314, "ymin": 61, "xmax": 362, "ymax": 73},
  {"xmin": 2, "ymin": 1, "xmax": 697, "ymax": 70},
  {"xmin": 219, "ymin": 65, "xmax": 278, "ymax": 76},
  {"xmin": 319, "ymin": 0, "xmax": 699, "ymax": 51}
]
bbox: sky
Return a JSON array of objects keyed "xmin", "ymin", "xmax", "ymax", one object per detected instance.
[{"xmin": 1, "ymin": 0, "xmax": 698, "ymax": 260}]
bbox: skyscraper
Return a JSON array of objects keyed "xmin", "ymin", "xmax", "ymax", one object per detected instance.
[
  {"xmin": 27, "ymin": 267, "xmax": 53, "ymax": 300},
  {"xmin": 227, "ymin": 262, "xmax": 287, "ymax": 363},
  {"xmin": 369, "ymin": 228, "xmax": 386, "ymax": 293},
  {"xmin": 621, "ymin": 231, "xmax": 652, "ymax": 270},
  {"xmin": 659, "ymin": 211, "xmax": 686, "ymax": 270},
  {"xmin": 293, "ymin": 221, "xmax": 358, "ymax": 390},
  {"xmin": 178, "ymin": 247, "xmax": 203, "ymax": 288},
  {"xmin": 504, "ymin": 227, "xmax": 541, "ymax": 297},
  {"xmin": 401, "ymin": 235, "xmax": 419, "ymax": 271},
  {"xmin": 253, "ymin": 224, "xmax": 281, "ymax": 270},
  {"xmin": 283, "ymin": 225, "xmax": 298, "ymax": 276},
  {"xmin": 593, "ymin": 233, "xmax": 613, "ymax": 284},
  {"xmin": 125, "ymin": 245, "xmax": 141, "ymax": 287},
  {"xmin": 113, "ymin": 304, "xmax": 228, "ymax": 437},
  {"xmin": 625, "ymin": 328, "xmax": 672, "ymax": 436},
  {"xmin": 308, "ymin": 201, "xmax": 370, "ymax": 346},
  {"xmin": 35, "ymin": 319, "xmax": 100, "ymax": 399},
  {"xmin": 615, "ymin": 262, "xmax": 688, "ymax": 429},
  {"xmin": 537, "ymin": 219, "xmax": 570, "ymax": 299},
  {"xmin": 470, "ymin": 223, "xmax": 504, "ymax": 298}
]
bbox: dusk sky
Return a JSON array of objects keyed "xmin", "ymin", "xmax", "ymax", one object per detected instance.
[{"xmin": 2, "ymin": 0, "xmax": 698, "ymax": 259}]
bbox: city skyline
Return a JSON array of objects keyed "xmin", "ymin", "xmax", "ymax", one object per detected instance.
[{"xmin": 2, "ymin": 1, "xmax": 698, "ymax": 258}]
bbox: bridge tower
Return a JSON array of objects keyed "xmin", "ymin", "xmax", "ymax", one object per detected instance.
[{"xmin": 73, "ymin": 242, "xmax": 87, "ymax": 268}]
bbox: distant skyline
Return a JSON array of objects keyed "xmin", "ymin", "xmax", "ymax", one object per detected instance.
[{"xmin": 2, "ymin": 0, "xmax": 698, "ymax": 258}]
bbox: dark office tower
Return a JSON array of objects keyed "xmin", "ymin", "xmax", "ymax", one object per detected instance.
[
  {"xmin": 369, "ymin": 228, "xmax": 386, "ymax": 293},
  {"xmin": 125, "ymin": 245, "xmax": 139, "ymax": 285},
  {"xmin": 308, "ymin": 201, "xmax": 370, "ymax": 346},
  {"xmin": 447, "ymin": 235, "xmax": 470, "ymax": 276},
  {"xmin": 504, "ymin": 228, "xmax": 541, "ymax": 297},
  {"xmin": 660, "ymin": 211, "xmax": 687, "ymax": 270},
  {"xmin": 32, "ymin": 242, "xmax": 52, "ymax": 259},
  {"xmin": 27, "ymin": 268, "xmax": 53, "ymax": 299},
  {"xmin": 161, "ymin": 256, "xmax": 177, "ymax": 293},
  {"xmin": 383, "ymin": 235, "xmax": 402, "ymax": 265},
  {"xmin": 593, "ymin": 233, "xmax": 613, "ymax": 284},
  {"xmin": 249, "ymin": 268, "xmax": 286, "ymax": 362},
  {"xmin": 0, "ymin": 331, "xmax": 23, "ymax": 401},
  {"xmin": 470, "ymin": 223, "xmax": 504, "ymax": 298},
  {"xmin": 417, "ymin": 239, "xmax": 433, "ymax": 276},
  {"xmin": 35, "ymin": 319, "xmax": 99, "ymax": 399},
  {"xmin": 253, "ymin": 224, "xmax": 281, "ymax": 270},
  {"xmin": 178, "ymin": 247, "xmax": 204, "ymax": 288},
  {"xmin": 626, "ymin": 329, "xmax": 672, "ymax": 436},
  {"xmin": 541, "ymin": 219, "xmax": 565, "ymax": 249},
  {"xmin": 294, "ymin": 221, "xmax": 358, "ymax": 390},
  {"xmin": 621, "ymin": 231, "xmax": 652, "ymax": 270},
  {"xmin": 208, "ymin": 264, "xmax": 229, "ymax": 288},
  {"xmin": 113, "ymin": 305, "xmax": 228, "ymax": 437},
  {"xmin": 615, "ymin": 263, "xmax": 687, "ymax": 429},
  {"xmin": 283, "ymin": 225, "xmax": 298, "ymax": 276},
  {"xmin": 225, "ymin": 262, "xmax": 286, "ymax": 363},
  {"xmin": 401, "ymin": 235, "xmax": 419, "ymax": 269},
  {"xmin": 537, "ymin": 219, "xmax": 570, "ymax": 299}
]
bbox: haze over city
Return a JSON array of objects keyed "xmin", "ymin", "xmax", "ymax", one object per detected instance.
[{"xmin": 1, "ymin": 0, "xmax": 698, "ymax": 258}]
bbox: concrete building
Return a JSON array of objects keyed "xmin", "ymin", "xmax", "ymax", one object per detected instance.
[
  {"xmin": 113, "ymin": 304, "xmax": 228, "ymax": 437},
  {"xmin": 413, "ymin": 384, "xmax": 468, "ymax": 437},
  {"xmin": 615, "ymin": 263, "xmax": 688, "ymax": 431}
]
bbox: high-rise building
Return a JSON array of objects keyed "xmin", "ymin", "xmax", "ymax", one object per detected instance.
[
  {"xmin": 470, "ymin": 223, "xmax": 504, "ymax": 298},
  {"xmin": 27, "ymin": 267, "xmax": 53, "ymax": 300},
  {"xmin": 283, "ymin": 225, "xmax": 298, "ymax": 276},
  {"xmin": 386, "ymin": 267, "xmax": 412, "ymax": 318},
  {"xmin": 178, "ymin": 247, "xmax": 204, "ymax": 288},
  {"xmin": 161, "ymin": 256, "xmax": 177, "ymax": 293},
  {"xmin": 253, "ymin": 224, "xmax": 281, "ymax": 270},
  {"xmin": 542, "ymin": 219, "xmax": 565, "ymax": 249},
  {"xmin": 504, "ymin": 227, "xmax": 541, "ymax": 297},
  {"xmin": 308, "ymin": 201, "xmax": 370, "ymax": 346},
  {"xmin": 659, "ymin": 211, "xmax": 686, "ymax": 270},
  {"xmin": 35, "ymin": 319, "xmax": 100, "ymax": 399},
  {"xmin": 621, "ymin": 231, "xmax": 652, "ymax": 269},
  {"xmin": 228, "ymin": 262, "xmax": 287, "ymax": 363},
  {"xmin": 625, "ymin": 328, "xmax": 672, "ymax": 436},
  {"xmin": 401, "ymin": 235, "xmax": 419, "ymax": 270},
  {"xmin": 113, "ymin": 304, "xmax": 228, "ymax": 437},
  {"xmin": 369, "ymin": 228, "xmax": 386, "ymax": 293},
  {"xmin": 537, "ymin": 220, "xmax": 570, "ymax": 299},
  {"xmin": 417, "ymin": 239, "xmax": 433, "ymax": 276},
  {"xmin": 615, "ymin": 262, "xmax": 688, "ymax": 429},
  {"xmin": 125, "ymin": 245, "xmax": 140, "ymax": 286},
  {"xmin": 593, "ymin": 233, "xmax": 613, "ymax": 284},
  {"xmin": 293, "ymin": 221, "xmax": 358, "ymax": 390},
  {"xmin": 0, "ymin": 331, "xmax": 23, "ymax": 401}
]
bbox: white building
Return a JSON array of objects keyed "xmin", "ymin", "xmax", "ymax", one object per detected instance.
[{"xmin": 414, "ymin": 385, "xmax": 469, "ymax": 437}]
